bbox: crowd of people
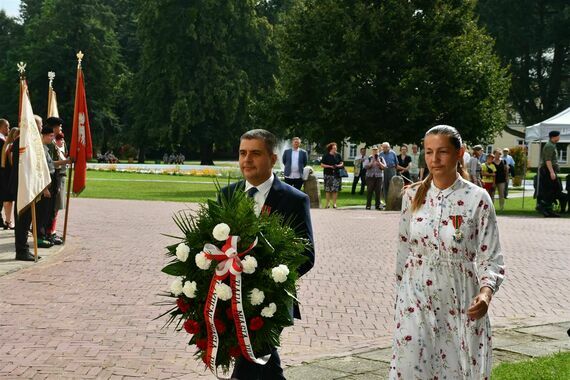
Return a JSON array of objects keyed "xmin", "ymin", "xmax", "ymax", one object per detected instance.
[
  {"xmin": 96, "ymin": 151, "xmax": 119, "ymax": 163},
  {"xmin": 0, "ymin": 116, "xmax": 69, "ymax": 261},
  {"xmin": 163, "ymin": 153, "xmax": 185, "ymax": 165}
]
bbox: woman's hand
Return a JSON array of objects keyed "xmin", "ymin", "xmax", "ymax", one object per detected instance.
[{"xmin": 467, "ymin": 287, "xmax": 493, "ymax": 320}]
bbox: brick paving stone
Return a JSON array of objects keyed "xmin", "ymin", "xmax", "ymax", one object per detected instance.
[{"xmin": 0, "ymin": 199, "xmax": 568, "ymax": 379}]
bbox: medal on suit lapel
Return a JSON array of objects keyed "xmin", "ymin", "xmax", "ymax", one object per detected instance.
[
  {"xmin": 450, "ymin": 215, "xmax": 463, "ymax": 242},
  {"xmin": 261, "ymin": 204, "xmax": 272, "ymax": 216}
]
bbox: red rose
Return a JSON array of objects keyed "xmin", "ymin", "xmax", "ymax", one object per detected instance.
[
  {"xmin": 225, "ymin": 307, "xmax": 234, "ymax": 320},
  {"xmin": 458, "ymin": 200, "xmax": 464, "ymax": 206},
  {"xmin": 400, "ymin": 235, "xmax": 408, "ymax": 242},
  {"xmin": 481, "ymin": 245, "xmax": 488, "ymax": 252},
  {"xmin": 499, "ymin": 269, "xmax": 505, "ymax": 275},
  {"xmin": 405, "ymin": 335, "xmax": 412, "ymax": 341},
  {"xmin": 449, "ymin": 309, "xmax": 456, "ymax": 316},
  {"xmin": 177, "ymin": 297, "xmax": 190, "ymax": 314},
  {"xmin": 183, "ymin": 319, "xmax": 200, "ymax": 335},
  {"xmin": 408, "ymin": 307, "xmax": 414, "ymax": 313},
  {"xmin": 202, "ymin": 355, "xmax": 208, "ymax": 364},
  {"xmin": 426, "ymin": 280, "xmax": 432, "ymax": 286},
  {"xmin": 229, "ymin": 346, "xmax": 242, "ymax": 358},
  {"xmin": 249, "ymin": 316, "xmax": 264, "ymax": 331},
  {"xmin": 396, "ymin": 323, "xmax": 400, "ymax": 328},
  {"xmin": 214, "ymin": 319, "xmax": 226, "ymax": 334},
  {"xmin": 196, "ymin": 338, "xmax": 208, "ymax": 350}
]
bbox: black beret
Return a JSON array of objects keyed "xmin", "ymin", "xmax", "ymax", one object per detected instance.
[
  {"xmin": 549, "ymin": 130, "xmax": 560, "ymax": 138},
  {"xmin": 41, "ymin": 125, "xmax": 54, "ymax": 135},
  {"xmin": 45, "ymin": 117, "xmax": 63, "ymax": 127}
]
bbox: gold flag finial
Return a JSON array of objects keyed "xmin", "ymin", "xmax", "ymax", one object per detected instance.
[
  {"xmin": 77, "ymin": 51, "xmax": 84, "ymax": 68},
  {"xmin": 48, "ymin": 71, "xmax": 56, "ymax": 87},
  {"xmin": 17, "ymin": 61, "xmax": 27, "ymax": 75}
]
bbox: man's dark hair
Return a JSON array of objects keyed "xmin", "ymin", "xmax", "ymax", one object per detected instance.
[
  {"xmin": 240, "ymin": 129, "xmax": 277, "ymax": 154},
  {"xmin": 0, "ymin": 119, "xmax": 8, "ymax": 129},
  {"xmin": 45, "ymin": 116, "xmax": 63, "ymax": 127},
  {"xmin": 41, "ymin": 125, "xmax": 54, "ymax": 135}
]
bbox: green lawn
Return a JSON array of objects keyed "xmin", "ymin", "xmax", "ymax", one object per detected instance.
[
  {"xmin": 79, "ymin": 170, "xmax": 568, "ymax": 218},
  {"xmin": 492, "ymin": 352, "xmax": 570, "ymax": 380}
]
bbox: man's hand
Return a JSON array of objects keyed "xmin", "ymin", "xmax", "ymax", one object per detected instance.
[
  {"xmin": 43, "ymin": 189, "xmax": 51, "ymax": 198},
  {"xmin": 550, "ymin": 172, "xmax": 557, "ymax": 181},
  {"xmin": 467, "ymin": 287, "xmax": 493, "ymax": 320}
]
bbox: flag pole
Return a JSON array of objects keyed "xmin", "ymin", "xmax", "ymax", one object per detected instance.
[
  {"xmin": 47, "ymin": 71, "xmax": 55, "ymax": 117},
  {"xmin": 62, "ymin": 51, "xmax": 83, "ymax": 243},
  {"xmin": 31, "ymin": 198, "xmax": 39, "ymax": 262},
  {"xmin": 62, "ymin": 162, "xmax": 74, "ymax": 242}
]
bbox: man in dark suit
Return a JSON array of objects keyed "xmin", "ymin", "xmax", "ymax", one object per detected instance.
[
  {"xmin": 224, "ymin": 129, "xmax": 315, "ymax": 380},
  {"xmin": 281, "ymin": 136, "xmax": 308, "ymax": 190}
]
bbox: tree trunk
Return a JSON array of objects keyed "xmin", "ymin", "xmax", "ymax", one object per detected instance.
[
  {"xmin": 200, "ymin": 141, "xmax": 215, "ymax": 165},
  {"xmin": 137, "ymin": 146, "xmax": 145, "ymax": 163}
]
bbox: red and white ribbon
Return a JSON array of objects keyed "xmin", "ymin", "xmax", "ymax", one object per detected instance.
[{"xmin": 202, "ymin": 235, "xmax": 270, "ymax": 378}]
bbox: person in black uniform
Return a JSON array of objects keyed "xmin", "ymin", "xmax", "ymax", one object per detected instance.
[
  {"xmin": 12, "ymin": 115, "xmax": 44, "ymax": 261},
  {"xmin": 537, "ymin": 130, "xmax": 561, "ymax": 217},
  {"xmin": 222, "ymin": 129, "xmax": 315, "ymax": 380}
]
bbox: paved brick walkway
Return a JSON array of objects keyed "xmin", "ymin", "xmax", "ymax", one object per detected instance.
[{"xmin": 0, "ymin": 198, "xmax": 569, "ymax": 379}]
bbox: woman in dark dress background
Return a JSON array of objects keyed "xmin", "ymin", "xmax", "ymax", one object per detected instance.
[
  {"xmin": 1, "ymin": 127, "xmax": 19, "ymax": 229},
  {"xmin": 397, "ymin": 145, "xmax": 412, "ymax": 185},
  {"xmin": 320, "ymin": 142, "xmax": 343, "ymax": 208}
]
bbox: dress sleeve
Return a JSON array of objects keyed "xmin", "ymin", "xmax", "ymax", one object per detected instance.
[
  {"xmin": 475, "ymin": 192, "xmax": 505, "ymax": 293},
  {"xmin": 396, "ymin": 188, "xmax": 413, "ymax": 286}
]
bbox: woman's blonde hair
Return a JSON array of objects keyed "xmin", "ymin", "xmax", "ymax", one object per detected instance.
[
  {"xmin": 410, "ymin": 125, "xmax": 469, "ymax": 212},
  {"xmin": 1, "ymin": 128, "xmax": 19, "ymax": 168}
]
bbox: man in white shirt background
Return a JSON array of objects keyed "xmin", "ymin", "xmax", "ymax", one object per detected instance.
[{"xmin": 282, "ymin": 136, "xmax": 308, "ymax": 190}]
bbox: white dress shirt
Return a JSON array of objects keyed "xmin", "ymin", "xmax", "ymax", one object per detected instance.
[
  {"xmin": 244, "ymin": 174, "xmax": 274, "ymax": 216},
  {"xmin": 289, "ymin": 149, "xmax": 301, "ymax": 179}
]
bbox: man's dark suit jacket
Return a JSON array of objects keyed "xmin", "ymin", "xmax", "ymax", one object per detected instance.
[{"xmin": 221, "ymin": 175, "xmax": 315, "ymax": 319}]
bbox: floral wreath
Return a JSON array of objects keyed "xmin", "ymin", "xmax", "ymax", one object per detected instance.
[{"xmin": 159, "ymin": 185, "xmax": 309, "ymax": 377}]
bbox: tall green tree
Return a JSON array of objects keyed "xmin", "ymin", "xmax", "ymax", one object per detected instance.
[
  {"xmin": 0, "ymin": 10, "xmax": 23, "ymax": 123},
  {"xmin": 134, "ymin": 0, "xmax": 273, "ymax": 164},
  {"xmin": 20, "ymin": 0, "xmax": 123, "ymax": 150},
  {"xmin": 478, "ymin": 0, "xmax": 570, "ymax": 125},
  {"xmin": 271, "ymin": 0, "xmax": 510, "ymax": 148}
]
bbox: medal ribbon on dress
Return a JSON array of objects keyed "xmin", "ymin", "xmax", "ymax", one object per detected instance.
[
  {"xmin": 450, "ymin": 215, "xmax": 464, "ymax": 242},
  {"xmin": 202, "ymin": 235, "xmax": 269, "ymax": 378}
]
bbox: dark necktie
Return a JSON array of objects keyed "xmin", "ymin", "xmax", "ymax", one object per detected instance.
[{"xmin": 247, "ymin": 187, "xmax": 258, "ymax": 198}]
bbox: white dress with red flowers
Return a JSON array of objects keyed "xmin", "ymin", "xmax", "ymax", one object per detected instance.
[{"xmin": 390, "ymin": 176, "xmax": 505, "ymax": 379}]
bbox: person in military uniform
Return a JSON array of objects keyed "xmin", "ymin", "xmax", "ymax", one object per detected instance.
[{"xmin": 536, "ymin": 130, "xmax": 561, "ymax": 217}]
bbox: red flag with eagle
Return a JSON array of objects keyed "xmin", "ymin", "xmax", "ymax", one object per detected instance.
[{"xmin": 69, "ymin": 58, "xmax": 92, "ymax": 195}]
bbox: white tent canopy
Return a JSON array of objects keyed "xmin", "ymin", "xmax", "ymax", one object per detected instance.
[{"xmin": 525, "ymin": 107, "xmax": 570, "ymax": 142}]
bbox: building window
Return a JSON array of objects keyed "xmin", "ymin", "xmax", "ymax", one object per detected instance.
[
  {"xmin": 516, "ymin": 139, "xmax": 527, "ymax": 146},
  {"xmin": 485, "ymin": 145, "xmax": 493, "ymax": 155},
  {"xmin": 349, "ymin": 144, "xmax": 358, "ymax": 159}
]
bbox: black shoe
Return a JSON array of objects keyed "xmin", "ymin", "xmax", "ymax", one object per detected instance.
[
  {"xmin": 365, "ymin": 206, "xmax": 371, "ymax": 210},
  {"xmin": 49, "ymin": 235, "xmax": 63, "ymax": 245},
  {"xmin": 37, "ymin": 239, "xmax": 54, "ymax": 248},
  {"xmin": 15, "ymin": 252, "xmax": 41, "ymax": 261}
]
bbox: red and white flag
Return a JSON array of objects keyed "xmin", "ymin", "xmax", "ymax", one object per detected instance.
[
  {"xmin": 69, "ymin": 63, "xmax": 92, "ymax": 195},
  {"xmin": 17, "ymin": 80, "xmax": 51, "ymax": 214}
]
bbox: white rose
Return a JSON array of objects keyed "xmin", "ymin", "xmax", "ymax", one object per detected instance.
[
  {"xmin": 170, "ymin": 277, "xmax": 184, "ymax": 296},
  {"xmin": 195, "ymin": 252, "xmax": 212, "ymax": 270},
  {"xmin": 249, "ymin": 288, "xmax": 265, "ymax": 306},
  {"xmin": 241, "ymin": 255, "xmax": 258, "ymax": 274},
  {"xmin": 271, "ymin": 264, "xmax": 290, "ymax": 283},
  {"xmin": 183, "ymin": 281, "xmax": 197, "ymax": 298},
  {"xmin": 215, "ymin": 283, "xmax": 233, "ymax": 301},
  {"xmin": 175, "ymin": 243, "xmax": 190, "ymax": 262},
  {"xmin": 260, "ymin": 303, "xmax": 277, "ymax": 318},
  {"xmin": 213, "ymin": 223, "xmax": 231, "ymax": 241}
]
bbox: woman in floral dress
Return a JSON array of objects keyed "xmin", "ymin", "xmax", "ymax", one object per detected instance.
[{"xmin": 390, "ymin": 125, "xmax": 505, "ymax": 379}]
